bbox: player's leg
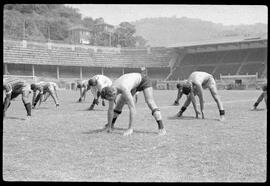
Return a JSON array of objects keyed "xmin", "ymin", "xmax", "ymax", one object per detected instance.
[
  {"xmin": 264, "ymin": 92, "xmax": 267, "ymax": 109},
  {"xmin": 42, "ymin": 92, "xmax": 50, "ymax": 102},
  {"xmin": 78, "ymin": 87, "xmax": 83, "ymax": 102},
  {"xmin": 81, "ymin": 88, "xmax": 87, "ymax": 101},
  {"xmin": 142, "ymin": 87, "xmax": 166, "ymax": 135},
  {"xmin": 21, "ymin": 89, "xmax": 32, "ymax": 117},
  {"xmin": 209, "ymin": 84, "xmax": 225, "ymax": 121},
  {"xmin": 48, "ymin": 87, "xmax": 59, "ymax": 107},
  {"xmin": 3, "ymin": 93, "xmax": 14, "ymax": 118},
  {"xmin": 252, "ymin": 92, "xmax": 264, "ymax": 110}
]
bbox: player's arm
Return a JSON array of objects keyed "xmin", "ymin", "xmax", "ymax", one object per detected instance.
[
  {"xmin": 33, "ymin": 90, "xmax": 42, "ymax": 108},
  {"xmin": 194, "ymin": 83, "xmax": 204, "ymax": 119},
  {"xmin": 122, "ymin": 90, "xmax": 136, "ymax": 136},
  {"xmin": 174, "ymin": 88, "xmax": 183, "ymax": 105},
  {"xmin": 124, "ymin": 91, "xmax": 136, "ymax": 129},
  {"xmin": 107, "ymin": 100, "xmax": 115, "ymax": 132}
]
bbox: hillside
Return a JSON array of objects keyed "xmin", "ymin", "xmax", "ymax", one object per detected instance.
[{"xmin": 132, "ymin": 17, "xmax": 267, "ymax": 47}]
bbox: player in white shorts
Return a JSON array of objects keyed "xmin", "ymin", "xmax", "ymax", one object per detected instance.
[
  {"xmin": 175, "ymin": 71, "xmax": 225, "ymax": 121},
  {"xmin": 100, "ymin": 73, "xmax": 166, "ymax": 136},
  {"xmin": 87, "ymin": 74, "xmax": 112, "ymax": 110},
  {"xmin": 3, "ymin": 78, "xmax": 32, "ymax": 118},
  {"xmin": 31, "ymin": 81, "xmax": 59, "ymax": 109}
]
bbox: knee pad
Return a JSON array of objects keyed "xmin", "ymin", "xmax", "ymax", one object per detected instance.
[
  {"xmin": 114, "ymin": 109, "xmax": 122, "ymax": 115},
  {"xmin": 152, "ymin": 108, "xmax": 160, "ymax": 116}
]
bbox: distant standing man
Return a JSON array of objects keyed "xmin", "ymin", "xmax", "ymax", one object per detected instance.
[
  {"xmin": 31, "ymin": 81, "xmax": 59, "ymax": 109},
  {"xmin": 3, "ymin": 78, "xmax": 32, "ymax": 118},
  {"xmin": 100, "ymin": 73, "xmax": 166, "ymax": 136},
  {"xmin": 252, "ymin": 83, "xmax": 267, "ymax": 110},
  {"xmin": 176, "ymin": 71, "xmax": 225, "ymax": 121},
  {"xmin": 87, "ymin": 74, "xmax": 112, "ymax": 110}
]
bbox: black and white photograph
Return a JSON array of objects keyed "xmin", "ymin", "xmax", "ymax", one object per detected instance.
[{"xmin": 3, "ymin": 4, "xmax": 267, "ymax": 182}]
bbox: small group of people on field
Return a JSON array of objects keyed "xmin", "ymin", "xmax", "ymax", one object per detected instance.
[{"xmin": 3, "ymin": 70, "xmax": 267, "ymax": 136}]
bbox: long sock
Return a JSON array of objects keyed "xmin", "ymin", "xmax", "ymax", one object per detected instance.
[
  {"xmin": 157, "ymin": 120, "xmax": 164, "ymax": 129},
  {"xmin": 24, "ymin": 103, "xmax": 31, "ymax": 116},
  {"xmin": 219, "ymin": 110, "xmax": 225, "ymax": 116}
]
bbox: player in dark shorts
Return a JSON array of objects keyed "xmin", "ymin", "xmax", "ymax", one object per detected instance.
[
  {"xmin": 31, "ymin": 81, "xmax": 59, "ymax": 109},
  {"xmin": 100, "ymin": 73, "xmax": 166, "ymax": 136},
  {"xmin": 175, "ymin": 71, "xmax": 225, "ymax": 121},
  {"xmin": 252, "ymin": 83, "xmax": 267, "ymax": 110},
  {"xmin": 3, "ymin": 78, "xmax": 32, "ymax": 119}
]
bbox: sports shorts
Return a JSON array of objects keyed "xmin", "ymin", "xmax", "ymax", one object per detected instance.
[
  {"xmin": 202, "ymin": 76, "xmax": 216, "ymax": 89},
  {"xmin": 131, "ymin": 75, "xmax": 152, "ymax": 95}
]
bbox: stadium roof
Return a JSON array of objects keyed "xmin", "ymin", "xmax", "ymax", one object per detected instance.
[{"xmin": 167, "ymin": 36, "xmax": 267, "ymax": 48}]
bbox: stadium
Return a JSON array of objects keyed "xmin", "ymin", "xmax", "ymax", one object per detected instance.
[{"xmin": 3, "ymin": 5, "xmax": 267, "ymax": 182}]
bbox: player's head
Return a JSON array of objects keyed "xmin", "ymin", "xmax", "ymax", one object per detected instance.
[
  {"xmin": 88, "ymin": 78, "xmax": 97, "ymax": 87},
  {"xmin": 182, "ymin": 81, "xmax": 192, "ymax": 95},
  {"xmin": 30, "ymin": 83, "xmax": 38, "ymax": 91},
  {"xmin": 77, "ymin": 83, "xmax": 82, "ymax": 89},
  {"xmin": 100, "ymin": 86, "xmax": 117, "ymax": 101},
  {"xmin": 176, "ymin": 83, "xmax": 182, "ymax": 89}
]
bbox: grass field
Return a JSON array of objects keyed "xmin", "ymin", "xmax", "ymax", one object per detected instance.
[{"xmin": 3, "ymin": 89, "xmax": 267, "ymax": 182}]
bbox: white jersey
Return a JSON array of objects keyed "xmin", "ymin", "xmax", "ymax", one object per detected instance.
[{"xmin": 90, "ymin": 75, "xmax": 112, "ymax": 99}]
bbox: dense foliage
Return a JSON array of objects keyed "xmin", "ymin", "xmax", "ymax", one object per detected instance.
[{"xmin": 4, "ymin": 4, "xmax": 147, "ymax": 47}]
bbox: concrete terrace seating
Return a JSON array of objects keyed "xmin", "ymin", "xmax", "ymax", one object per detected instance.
[
  {"xmin": 239, "ymin": 63, "xmax": 265, "ymax": 77},
  {"xmin": 213, "ymin": 64, "xmax": 241, "ymax": 78}
]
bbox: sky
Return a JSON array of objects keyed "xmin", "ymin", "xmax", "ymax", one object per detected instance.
[{"xmin": 66, "ymin": 4, "xmax": 268, "ymax": 26}]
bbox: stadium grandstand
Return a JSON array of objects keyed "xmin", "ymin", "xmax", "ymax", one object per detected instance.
[{"xmin": 3, "ymin": 36, "xmax": 267, "ymax": 89}]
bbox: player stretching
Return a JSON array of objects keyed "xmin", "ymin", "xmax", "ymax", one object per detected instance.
[
  {"xmin": 76, "ymin": 80, "xmax": 89, "ymax": 102},
  {"xmin": 252, "ymin": 83, "xmax": 267, "ymax": 110},
  {"xmin": 31, "ymin": 81, "xmax": 59, "ymax": 109},
  {"xmin": 176, "ymin": 71, "xmax": 225, "ymax": 121},
  {"xmin": 87, "ymin": 74, "xmax": 112, "ymax": 110},
  {"xmin": 100, "ymin": 73, "xmax": 166, "ymax": 136},
  {"xmin": 173, "ymin": 80, "xmax": 189, "ymax": 106},
  {"xmin": 42, "ymin": 82, "xmax": 58, "ymax": 102},
  {"xmin": 3, "ymin": 78, "xmax": 32, "ymax": 119}
]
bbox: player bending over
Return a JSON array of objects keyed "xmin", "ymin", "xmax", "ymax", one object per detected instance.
[
  {"xmin": 173, "ymin": 81, "xmax": 188, "ymax": 106},
  {"xmin": 3, "ymin": 78, "xmax": 32, "ymax": 119},
  {"xmin": 77, "ymin": 80, "xmax": 89, "ymax": 102},
  {"xmin": 176, "ymin": 71, "xmax": 225, "ymax": 121},
  {"xmin": 31, "ymin": 81, "xmax": 59, "ymax": 109},
  {"xmin": 87, "ymin": 74, "xmax": 112, "ymax": 110},
  {"xmin": 100, "ymin": 72, "xmax": 166, "ymax": 136},
  {"xmin": 42, "ymin": 82, "xmax": 58, "ymax": 102},
  {"xmin": 252, "ymin": 83, "xmax": 267, "ymax": 110}
]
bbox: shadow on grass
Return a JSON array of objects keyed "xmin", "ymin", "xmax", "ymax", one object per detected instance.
[
  {"xmin": 5, "ymin": 116, "xmax": 26, "ymax": 121},
  {"xmin": 167, "ymin": 115, "xmax": 220, "ymax": 121},
  {"xmin": 34, "ymin": 107, "xmax": 49, "ymax": 110},
  {"xmin": 250, "ymin": 108, "xmax": 265, "ymax": 111},
  {"xmin": 82, "ymin": 127, "xmax": 157, "ymax": 135},
  {"xmin": 75, "ymin": 108, "xmax": 105, "ymax": 112},
  {"xmin": 167, "ymin": 115, "xmax": 196, "ymax": 120}
]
